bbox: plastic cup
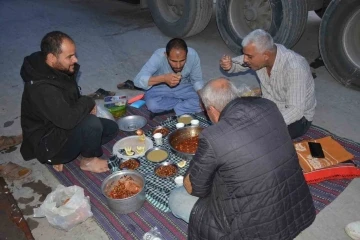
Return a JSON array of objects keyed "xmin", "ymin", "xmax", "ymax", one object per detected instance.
[
  {"xmin": 174, "ymin": 176, "xmax": 184, "ymax": 187},
  {"xmin": 190, "ymin": 119, "xmax": 199, "ymax": 126},
  {"xmin": 176, "ymin": 122, "xmax": 185, "ymax": 129},
  {"xmin": 153, "ymin": 133, "xmax": 163, "ymax": 145}
]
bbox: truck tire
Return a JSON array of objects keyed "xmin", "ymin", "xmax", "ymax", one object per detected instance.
[
  {"xmin": 315, "ymin": 0, "xmax": 331, "ymax": 18},
  {"xmin": 216, "ymin": 0, "xmax": 308, "ymax": 54},
  {"xmin": 147, "ymin": 0, "xmax": 213, "ymax": 38},
  {"xmin": 319, "ymin": 0, "xmax": 360, "ymax": 88}
]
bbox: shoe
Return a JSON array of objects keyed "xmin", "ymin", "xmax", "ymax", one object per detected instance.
[
  {"xmin": 87, "ymin": 88, "xmax": 116, "ymax": 100},
  {"xmin": 0, "ymin": 162, "xmax": 32, "ymax": 181},
  {"xmin": 345, "ymin": 221, "xmax": 360, "ymax": 240},
  {"xmin": 0, "ymin": 135, "xmax": 23, "ymax": 151},
  {"xmin": 117, "ymin": 80, "xmax": 143, "ymax": 90}
]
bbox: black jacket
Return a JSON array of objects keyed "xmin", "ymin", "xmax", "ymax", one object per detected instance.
[
  {"xmin": 187, "ymin": 97, "xmax": 316, "ymax": 240},
  {"xmin": 20, "ymin": 52, "xmax": 95, "ymax": 163}
]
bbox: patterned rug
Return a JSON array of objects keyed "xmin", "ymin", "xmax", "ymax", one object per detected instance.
[{"xmin": 46, "ymin": 106, "xmax": 360, "ymax": 239}]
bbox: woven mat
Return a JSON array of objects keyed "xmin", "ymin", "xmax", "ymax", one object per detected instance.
[
  {"xmin": 110, "ymin": 114, "xmax": 211, "ymax": 212},
  {"xmin": 45, "ymin": 106, "xmax": 360, "ymax": 239}
]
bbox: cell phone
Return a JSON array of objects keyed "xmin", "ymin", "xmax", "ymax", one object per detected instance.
[{"xmin": 308, "ymin": 142, "xmax": 325, "ymax": 158}]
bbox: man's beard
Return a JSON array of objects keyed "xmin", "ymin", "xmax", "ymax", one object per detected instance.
[
  {"xmin": 54, "ymin": 62, "xmax": 75, "ymax": 75},
  {"xmin": 171, "ymin": 67, "xmax": 183, "ymax": 73}
]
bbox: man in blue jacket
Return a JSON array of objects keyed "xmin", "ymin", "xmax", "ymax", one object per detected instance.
[{"xmin": 133, "ymin": 38, "xmax": 204, "ymax": 115}]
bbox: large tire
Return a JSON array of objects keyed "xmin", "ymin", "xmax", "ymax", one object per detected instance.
[
  {"xmin": 315, "ymin": 0, "xmax": 331, "ymax": 18},
  {"xmin": 319, "ymin": 0, "xmax": 360, "ymax": 88},
  {"xmin": 147, "ymin": 0, "xmax": 213, "ymax": 38},
  {"xmin": 216, "ymin": 0, "xmax": 308, "ymax": 54}
]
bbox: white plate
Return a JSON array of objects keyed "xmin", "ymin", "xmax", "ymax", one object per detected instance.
[{"xmin": 113, "ymin": 135, "xmax": 153, "ymax": 159}]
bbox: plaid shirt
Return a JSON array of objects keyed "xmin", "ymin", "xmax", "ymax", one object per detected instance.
[{"xmin": 228, "ymin": 44, "xmax": 316, "ymax": 125}]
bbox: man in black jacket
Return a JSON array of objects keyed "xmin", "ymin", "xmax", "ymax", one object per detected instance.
[
  {"xmin": 169, "ymin": 78, "xmax": 316, "ymax": 239},
  {"xmin": 20, "ymin": 31, "xmax": 119, "ymax": 173}
]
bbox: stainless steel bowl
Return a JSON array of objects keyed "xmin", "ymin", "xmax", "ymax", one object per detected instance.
[
  {"xmin": 145, "ymin": 147, "xmax": 169, "ymax": 163},
  {"xmin": 168, "ymin": 126, "xmax": 203, "ymax": 160},
  {"xmin": 117, "ymin": 115, "xmax": 147, "ymax": 132},
  {"xmin": 154, "ymin": 161, "xmax": 179, "ymax": 178},
  {"xmin": 152, "ymin": 126, "xmax": 170, "ymax": 137},
  {"xmin": 101, "ymin": 170, "xmax": 145, "ymax": 214},
  {"xmin": 119, "ymin": 158, "xmax": 141, "ymax": 170},
  {"xmin": 177, "ymin": 114, "xmax": 193, "ymax": 125}
]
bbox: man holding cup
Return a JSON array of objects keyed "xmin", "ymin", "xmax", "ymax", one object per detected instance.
[{"xmin": 132, "ymin": 38, "xmax": 204, "ymax": 116}]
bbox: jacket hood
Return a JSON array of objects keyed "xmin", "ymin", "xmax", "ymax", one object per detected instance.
[{"xmin": 20, "ymin": 51, "xmax": 79, "ymax": 83}]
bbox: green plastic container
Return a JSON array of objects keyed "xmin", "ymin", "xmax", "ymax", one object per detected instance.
[{"xmin": 104, "ymin": 95, "xmax": 127, "ymax": 119}]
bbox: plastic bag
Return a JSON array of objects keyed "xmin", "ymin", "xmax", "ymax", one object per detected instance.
[
  {"xmin": 142, "ymin": 227, "xmax": 164, "ymax": 240},
  {"xmin": 96, "ymin": 104, "xmax": 115, "ymax": 121},
  {"xmin": 33, "ymin": 185, "xmax": 93, "ymax": 231},
  {"xmin": 104, "ymin": 95, "xmax": 127, "ymax": 118},
  {"xmin": 238, "ymin": 84, "xmax": 261, "ymax": 97}
]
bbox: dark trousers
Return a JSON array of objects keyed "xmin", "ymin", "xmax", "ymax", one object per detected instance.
[
  {"xmin": 288, "ymin": 116, "xmax": 311, "ymax": 139},
  {"xmin": 51, "ymin": 115, "xmax": 119, "ymax": 164}
]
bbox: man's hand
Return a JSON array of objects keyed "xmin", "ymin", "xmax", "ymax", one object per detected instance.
[
  {"xmin": 220, "ymin": 55, "xmax": 232, "ymax": 71},
  {"xmin": 163, "ymin": 73, "xmax": 181, "ymax": 87},
  {"xmin": 184, "ymin": 174, "xmax": 192, "ymax": 194},
  {"xmin": 90, "ymin": 105, "xmax": 97, "ymax": 115}
]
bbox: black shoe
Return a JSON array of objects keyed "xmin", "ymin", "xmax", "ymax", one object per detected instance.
[{"xmin": 117, "ymin": 80, "xmax": 142, "ymax": 90}]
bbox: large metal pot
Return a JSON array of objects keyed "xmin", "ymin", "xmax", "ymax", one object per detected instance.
[
  {"xmin": 167, "ymin": 126, "xmax": 203, "ymax": 160},
  {"xmin": 101, "ymin": 170, "xmax": 145, "ymax": 214}
]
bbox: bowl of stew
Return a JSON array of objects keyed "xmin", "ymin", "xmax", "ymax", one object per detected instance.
[
  {"xmin": 154, "ymin": 162, "xmax": 178, "ymax": 178},
  {"xmin": 152, "ymin": 126, "xmax": 170, "ymax": 137},
  {"xmin": 167, "ymin": 126, "xmax": 203, "ymax": 160},
  {"xmin": 119, "ymin": 158, "xmax": 141, "ymax": 170},
  {"xmin": 101, "ymin": 170, "xmax": 145, "ymax": 214}
]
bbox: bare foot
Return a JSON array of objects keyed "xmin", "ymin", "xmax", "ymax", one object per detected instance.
[
  {"xmin": 53, "ymin": 164, "xmax": 63, "ymax": 172},
  {"xmin": 80, "ymin": 157, "xmax": 109, "ymax": 173}
]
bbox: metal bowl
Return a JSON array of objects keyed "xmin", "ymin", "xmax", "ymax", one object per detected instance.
[
  {"xmin": 117, "ymin": 115, "xmax": 147, "ymax": 132},
  {"xmin": 101, "ymin": 170, "xmax": 145, "ymax": 214},
  {"xmin": 168, "ymin": 126, "xmax": 204, "ymax": 160},
  {"xmin": 177, "ymin": 114, "xmax": 193, "ymax": 125},
  {"xmin": 145, "ymin": 147, "xmax": 169, "ymax": 163},
  {"xmin": 154, "ymin": 162, "xmax": 179, "ymax": 178},
  {"xmin": 119, "ymin": 158, "xmax": 141, "ymax": 170},
  {"xmin": 152, "ymin": 126, "xmax": 170, "ymax": 137}
]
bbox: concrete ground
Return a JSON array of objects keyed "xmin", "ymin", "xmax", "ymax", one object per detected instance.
[{"xmin": 0, "ymin": 0, "xmax": 359, "ymax": 239}]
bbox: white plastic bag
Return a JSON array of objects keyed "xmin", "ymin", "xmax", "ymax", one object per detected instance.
[
  {"xmin": 33, "ymin": 185, "xmax": 93, "ymax": 231},
  {"xmin": 96, "ymin": 104, "xmax": 115, "ymax": 121},
  {"xmin": 142, "ymin": 226, "xmax": 164, "ymax": 240},
  {"xmin": 238, "ymin": 84, "xmax": 262, "ymax": 97}
]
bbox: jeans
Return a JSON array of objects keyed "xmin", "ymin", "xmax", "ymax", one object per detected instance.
[
  {"xmin": 288, "ymin": 116, "xmax": 312, "ymax": 139},
  {"xmin": 145, "ymin": 83, "xmax": 202, "ymax": 116},
  {"xmin": 51, "ymin": 115, "xmax": 119, "ymax": 164},
  {"xmin": 168, "ymin": 186, "xmax": 199, "ymax": 223}
]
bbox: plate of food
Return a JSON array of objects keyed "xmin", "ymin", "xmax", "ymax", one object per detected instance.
[
  {"xmin": 177, "ymin": 114, "xmax": 193, "ymax": 125},
  {"xmin": 119, "ymin": 158, "xmax": 141, "ymax": 170},
  {"xmin": 154, "ymin": 162, "xmax": 179, "ymax": 178},
  {"xmin": 113, "ymin": 135, "xmax": 153, "ymax": 159},
  {"xmin": 152, "ymin": 126, "xmax": 170, "ymax": 137},
  {"xmin": 145, "ymin": 147, "xmax": 169, "ymax": 163}
]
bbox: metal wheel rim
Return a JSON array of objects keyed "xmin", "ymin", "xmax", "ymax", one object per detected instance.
[
  {"xmin": 343, "ymin": 8, "xmax": 360, "ymax": 69},
  {"xmin": 157, "ymin": 0, "xmax": 184, "ymax": 23},
  {"xmin": 228, "ymin": 0, "xmax": 272, "ymax": 39}
]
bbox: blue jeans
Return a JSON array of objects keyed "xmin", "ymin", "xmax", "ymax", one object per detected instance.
[
  {"xmin": 168, "ymin": 186, "xmax": 199, "ymax": 223},
  {"xmin": 145, "ymin": 83, "xmax": 202, "ymax": 116}
]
